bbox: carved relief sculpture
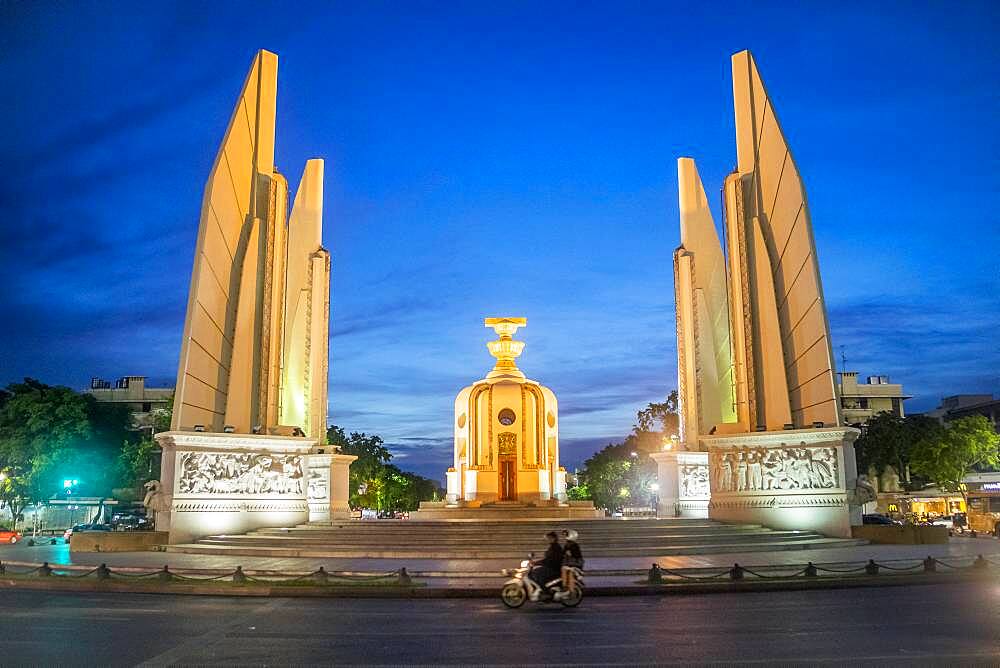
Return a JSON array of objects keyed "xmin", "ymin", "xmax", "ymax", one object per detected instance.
[
  {"xmin": 710, "ymin": 446, "xmax": 839, "ymax": 493},
  {"xmin": 178, "ymin": 452, "xmax": 305, "ymax": 495}
]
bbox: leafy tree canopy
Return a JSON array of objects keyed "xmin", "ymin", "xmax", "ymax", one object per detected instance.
[
  {"xmin": 326, "ymin": 425, "xmax": 441, "ymax": 512},
  {"xmin": 853, "ymin": 412, "xmax": 944, "ymax": 486},
  {"xmin": 910, "ymin": 415, "xmax": 1000, "ymax": 498},
  {"xmin": 0, "ymin": 378, "xmax": 133, "ymax": 526},
  {"xmin": 569, "ymin": 394, "xmax": 678, "ymax": 511}
]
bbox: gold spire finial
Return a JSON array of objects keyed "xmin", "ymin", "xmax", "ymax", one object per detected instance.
[{"xmin": 484, "ymin": 317, "xmax": 527, "ymax": 376}]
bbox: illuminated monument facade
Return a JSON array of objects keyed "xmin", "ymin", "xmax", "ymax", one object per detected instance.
[
  {"xmin": 154, "ymin": 50, "xmax": 354, "ymax": 542},
  {"xmin": 448, "ymin": 318, "xmax": 563, "ymax": 505},
  {"xmin": 653, "ymin": 51, "xmax": 864, "ymax": 537},
  {"xmin": 417, "ymin": 318, "xmax": 599, "ymax": 518}
]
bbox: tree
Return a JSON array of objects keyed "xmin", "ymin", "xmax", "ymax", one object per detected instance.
[
  {"xmin": 575, "ymin": 442, "xmax": 657, "ymax": 512},
  {"xmin": 116, "ymin": 392, "xmax": 172, "ymax": 490},
  {"xmin": 630, "ymin": 392, "xmax": 680, "ymax": 454},
  {"xmin": 910, "ymin": 415, "xmax": 1000, "ymax": 507},
  {"xmin": 325, "ymin": 425, "xmax": 440, "ymax": 512},
  {"xmin": 853, "ymin": 412, "xmax": 944, "ymax": 486},
  {"xmin": 570, "ymin": 394, "xmax": 678, "ymax": 512},
  {"xmin": 0, "ymin": 379, "xmax": 135, "ymax": 530}
]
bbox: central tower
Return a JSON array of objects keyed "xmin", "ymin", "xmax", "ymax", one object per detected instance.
[{"xmin": 446, "ymin": 318, "xmax": 564, "ymax": 505}]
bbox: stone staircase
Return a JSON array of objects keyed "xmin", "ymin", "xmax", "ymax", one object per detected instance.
[{"xmin": 166, "ymin": 518, "xmax": 866, "ymax": 559}]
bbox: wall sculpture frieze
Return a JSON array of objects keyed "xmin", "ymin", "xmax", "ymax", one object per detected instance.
[
  {"xmin": 177, "ymin": 452, "xmax": 306, "ymax": 495},
  {"xmin": 710, "ymin": 446, "xmax": 839, "ymax": 493}
]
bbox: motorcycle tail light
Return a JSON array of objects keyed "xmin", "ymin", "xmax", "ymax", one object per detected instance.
[{"xmin": 520, "ymin": 560, "xmax": 530, "ymax": 567}]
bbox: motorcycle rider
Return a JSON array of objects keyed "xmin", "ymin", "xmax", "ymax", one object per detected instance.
[
  {"xmin": 529, "ymin": 531, "xmax": 564, "ymax": 600},
  {"xmin": 560, "ymin": 528, "xmax": 584, "ymax": 592}
]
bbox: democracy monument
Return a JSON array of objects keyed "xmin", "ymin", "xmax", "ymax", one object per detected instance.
[
  {"xmin": 651, "ymin": 50, "xmax": 866, "ymax": 537},
  {"xmin": 151, "ymin": 47, "xmax": 868, "ymax": 547}
]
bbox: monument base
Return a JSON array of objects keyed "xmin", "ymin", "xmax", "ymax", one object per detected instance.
[
  {"xmin": 412, "ymin": 499, "xmax": 602, "ymax": 520},
  {"xmin": 154, "ymin": 431, "xmax": 315, "ymax": 544},
  {"xmin": 308, "ymin": 451, "xmax": 358, "ymax": 522},
  {"xmin": 650, "ymin": 450, "xmax": 710, "ymax": 518},
  {"xmin": 701, "ymin": 427, "xmax": 861, "ymax": 538}
]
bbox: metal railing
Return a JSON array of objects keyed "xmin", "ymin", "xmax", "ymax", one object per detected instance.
[
  {"xmin": 645, "ymin": 555, "xmax": 999, "ymax": 583},
  {"xmin": 0, "ymin": 561, "xmax": 414, "ymax": 586}
]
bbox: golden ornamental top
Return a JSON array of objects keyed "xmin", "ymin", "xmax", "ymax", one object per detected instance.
[{"xmin": 485, "ymin": 317, "xmax": 526, "ymax": 375}]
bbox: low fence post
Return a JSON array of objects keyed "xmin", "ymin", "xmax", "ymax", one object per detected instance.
[
  {"xmin": 648, "ymin": 564, "xmax": 663, "ymax": 584},
  {"xmin": 398, "ymin": 567, "xmax": 412, "ymax": 586},
  {"xmin": 730, "ymin": 563, "xmax": 744, "ymax": 580},
  {"xmin": 865, "ymin": 559, "xmax": 879, "ymax": 576},
  {"xmin": 923, "ymin": 556, "xmax": 936, "ymax": 573}
]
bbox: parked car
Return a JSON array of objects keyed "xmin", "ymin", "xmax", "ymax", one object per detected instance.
[
  {"xmin": 862, "ymin": 514, "xmax": 901, "ymax": 526},
  {"xmin": 111, "ymin": 511, "xmax": 152, "ymax": 531},
  {"xmin": 0, "ymin": 528, "xmax": 23, "ymax": 544},
  {"xmin": 63, "ymin": 523, "xmax": 112, "ymax": 543}
]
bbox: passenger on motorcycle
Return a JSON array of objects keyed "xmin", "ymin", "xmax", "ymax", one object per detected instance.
[
  {"xmin": 529, "ymin": 531, "xmax": 564, "ymax": 600},
  {"xmin": 560, "ymin": 529, "xmax": 584, "ymax": 590}
]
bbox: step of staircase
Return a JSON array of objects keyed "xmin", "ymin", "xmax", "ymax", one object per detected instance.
[{"xmin": 165, "ymin": 518, "xmax": 867, "ymax": 559}]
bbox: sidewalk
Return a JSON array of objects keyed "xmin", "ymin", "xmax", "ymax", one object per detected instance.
[{"xmin": 2, "ymin": 534, "xmax": 998, "ymax": 581}]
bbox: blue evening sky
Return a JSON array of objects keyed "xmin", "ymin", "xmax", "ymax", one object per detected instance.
[{"xmin": 1, "ymin": 2, "xmax": 997, "ymax": 480}]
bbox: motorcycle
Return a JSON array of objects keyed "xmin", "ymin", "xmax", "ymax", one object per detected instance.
[{"xmin": 501, "ymin": 558, "xmax": 584, "ymax": 608}]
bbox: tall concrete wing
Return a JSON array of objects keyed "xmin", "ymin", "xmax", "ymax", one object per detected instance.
[
  {"xmin": 171, "ymin": 50, "xmax": 279, "ymax": 432},
  {"xmin": 280, "ymin": 159, "xmax": 330, "ymax": 441},
  {"xmin": 674, "ymin": 158, "xmax": 737, "ymax": 445},
  {"xmin": 728, "ymin": 50, "xmax": 841, "ymax": 429}
]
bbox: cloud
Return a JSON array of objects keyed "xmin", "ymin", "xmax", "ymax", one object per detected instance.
[{"xmin": 827, "ymin": 292, "xmax": 1000, "ymax": 410}]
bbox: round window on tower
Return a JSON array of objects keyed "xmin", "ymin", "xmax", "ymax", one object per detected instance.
[
  {"xmin": 457, "ymin": 413, "xmax": 467, "ymax": 429},
  {"xmin": 546, "ymin": 411, "xmax": 556, "ymax": 428},
  {"xmin": 497, "ymin": 408, "xmax": 516, "ymax": 426}
]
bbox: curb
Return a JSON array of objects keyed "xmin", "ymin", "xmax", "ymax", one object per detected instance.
[{"xmin": 0, "ymin": 570, "xmax": 994, "ymax": 599}]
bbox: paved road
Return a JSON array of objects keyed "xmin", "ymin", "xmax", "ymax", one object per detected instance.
[{"xmin": 1, "ymin": 582, "xmax": 997, "ymax": 666}]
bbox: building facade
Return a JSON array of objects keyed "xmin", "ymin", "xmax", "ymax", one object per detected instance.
[
  {"xmin": 86, "ymin": 376, "xmax": 173, "ymax": 436},
  {"xmin": 836, "ymin": 372, "xmax": 911, "ymax": 427},
  {"xmin": 926, "ymin": 394, "xmax": 999, "ymax": 430}
]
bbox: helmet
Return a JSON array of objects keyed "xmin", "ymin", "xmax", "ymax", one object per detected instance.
[{"xmin": 562, "ymin": 529, "xmax": 579, "ymax": 541}]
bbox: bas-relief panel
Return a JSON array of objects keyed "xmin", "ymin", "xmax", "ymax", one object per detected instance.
[
  {"xmin": 710, "ymin": 446, "xmax": 839, "ymax": 493},
  {"xmin": 679, "ymin": 464, "xmax": 710, "ymax": 498},
  {"xmin": 308, "ymin": 467, "xmax": 329, "ymax": 501},
  {"xmin": 178, "ymin": 452, "xmax": 305, "ymax": 495}
]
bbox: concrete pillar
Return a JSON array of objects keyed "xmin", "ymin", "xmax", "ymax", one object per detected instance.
[
  {"xmin": 328, "ymin": 453, "xmax": 357, "ymax": 520},
  {"xmin": 445, "ymin": 468, "xmax": 460, "ymax": 505},
  {"xmin": 463, "ymin": 469, "xmax": 478, "ymax": 501},
  {"xmin": 650, "ymin": 451, "xmax": 680, "ymax": 517}
]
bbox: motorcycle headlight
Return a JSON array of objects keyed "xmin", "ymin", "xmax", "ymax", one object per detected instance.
[{"xmin": 520, "ymin": 560, "xmax": 530, "ymax": 568}]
